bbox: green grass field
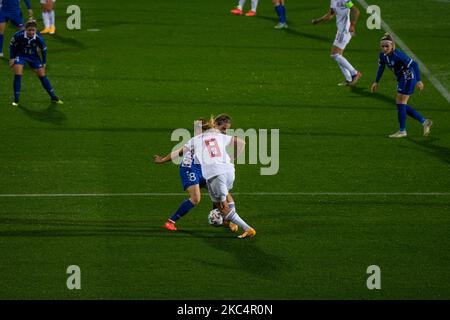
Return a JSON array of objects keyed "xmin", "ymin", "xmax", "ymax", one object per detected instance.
[{"xmin": 0, "ymin": 0, "xmax": 449, "ymax": 299}]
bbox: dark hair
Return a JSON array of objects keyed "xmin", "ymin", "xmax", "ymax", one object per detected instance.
[
  {"xmin": 25, "ymin": 20, "xmax": 37, "ymax": 29},
  {"xmin": 214, "ymin": 114, "xmax": 232, "ymax": 126}
]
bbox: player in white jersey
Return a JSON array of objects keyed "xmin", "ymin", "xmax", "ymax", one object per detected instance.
[
  {"xmin": 40, "ymin": 0, "xmax": 56, "ymax": 34},
  {"xmin": 154, "ymin": 116, "xmax": 239, "ymax": 233},
  {"xmin": 189, "ymin": 115, "xmax": 256, "ymax": 239},
  {"xmin": 312, "ymin": 0, "xmax": 362, "ymax": 86}
]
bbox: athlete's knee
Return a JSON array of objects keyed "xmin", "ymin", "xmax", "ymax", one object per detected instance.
[
  {"xmin": 189, "ymin": 196, "xmax": 201, "ymax": 206},
  {"xmin": 331, "ymin": 53, "xmax": 341, "ymax": 61}
]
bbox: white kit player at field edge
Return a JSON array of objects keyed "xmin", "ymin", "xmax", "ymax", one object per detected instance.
[
  {"xmin": 312, "ymin": 0, "xmax": 362, "ymax": 86},
  {"xmin": 40, "ymin": 0, "xmax": 56, "ymax": 34},
  {"xmin": 188, "ymin": 121, "xmax": 256, "ymax": 239}
]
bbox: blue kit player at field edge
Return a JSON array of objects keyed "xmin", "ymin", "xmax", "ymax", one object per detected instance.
[
  {"xmin": 0, "ymin": 0, "xmax": 33, "ymax": 57},
  {"xmin": 9, "ymin": 19, "xmax": 63, "ymax": 106},
  {"xmin": 371, "ymin": 33, "xmax": 433, "ymax": 138}
]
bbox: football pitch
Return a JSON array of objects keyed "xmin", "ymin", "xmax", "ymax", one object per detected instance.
[{"xmin": 0, "ymin": 0, "xmax": 449, "ymax": 299}]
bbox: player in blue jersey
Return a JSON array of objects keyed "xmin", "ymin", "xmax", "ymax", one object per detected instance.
[
  {"xmin": 154, "ymin": 116, "xmax": 239, "ymax": 233},
  {"xmin": 9, "ymin": 20, "xmax": 63, "ymax": 106},
  {"xmin": 273, "ymin": 0, "xmax": 287, "ymax": 29},
  {"xmin": 0, "ymin": 0, "xmax": 33, "ymax": 57},
  {"xmin": 371, "ymin": 33, "xmax": 433, "ymax": 138}
]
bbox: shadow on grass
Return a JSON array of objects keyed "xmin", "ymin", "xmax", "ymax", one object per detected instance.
[
  {"xmin": 405, "ymin": 136, "xmax": 450, "ymax": 165},
  {"xmin": 51, "ymin": 34, "xmax": 86, "ymax": 49},
  {"xmin": 18, "ymin": 104, "xmax": 67, "ymax": 125},
  {"xmin": 256, "ymin": 15, "xmax": 331, "ymax": 43},
  {"xmin": 349, "ymin": 86, "xmax": 395, "ymax": 105},
  {"xmin": 182, "ymin": 228, "xmax": 288, "ymax": 280}
]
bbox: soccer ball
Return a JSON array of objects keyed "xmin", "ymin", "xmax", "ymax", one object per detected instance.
[{"xmin": 208, "ymin": 209, "xmax": 223, "ymax": 226}]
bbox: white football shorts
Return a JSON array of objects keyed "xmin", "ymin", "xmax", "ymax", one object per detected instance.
[
  {"xmin": 333, "ymin": 31, "xmax": 352, "ymax": 50},
  {"xmin": 207, "ymin": 171, "xmax": 235, "ymax": 203}
]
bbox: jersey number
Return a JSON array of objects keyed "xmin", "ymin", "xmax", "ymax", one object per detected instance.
[{"xmin": 204, "ymin": 138, "xmax": 222, "ymax": 158}]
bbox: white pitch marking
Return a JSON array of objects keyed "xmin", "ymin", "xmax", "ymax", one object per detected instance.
[{"xmin": 0, "ymin": 192, "xmax": 449, "ymax": 197}]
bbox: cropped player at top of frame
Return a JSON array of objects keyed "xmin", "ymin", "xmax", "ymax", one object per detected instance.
[
  {"xmin": 9, "ymin": 19, "xmax": 63, "ymax": 107},
  {"xmin": 371, "ymin": 33, "xmax": 433, "ymax": 138},
  {"xmin": 0, "ymin": 0, "xmax": 33, "ymax": 58},
  {"xmin": 40, "ymin": 0, "xmax": 57, "ymax": 35},
  {"xmin": 312, "ymin": 0, "xmax": 362, "ymax": 86},
  {"xmin": 230, "ymin": 0, "xmax": 258, "ymax": 17}
]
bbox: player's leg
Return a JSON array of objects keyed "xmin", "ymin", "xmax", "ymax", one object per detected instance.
[
  {"xmin": 231, "ymin": 0, "xmax": 245, "ymax": 15},
  {"xmin": 399, "ymin": 80, "xmax": 433, "ymax": 136},
  {"xmin": 331, "ymin": 44, "xmax": 361, "ymax": 85},
  {"xmin": 34, "ymin": 65, "xmax": 63, "ymax": 103},
  {"xmin": 245, "ymin": 0, "xmax": 258, "ymax": 16},
  {"xmin": 12, "ymin": 61, "xmax": 24, "ymax": 106},
  {"xmin": 48, "ymin": 1, "xmax": 56, "ymax": 34},
  {"xmin": 389, "ymin": 93, "xmax": 409, "ymax": 138},
  {"xmin": 210, "ymin": 173, "xmax": 255, "ymax": 238},
  {"xmin": 273, "ymin": 0, "xmax": 287, "ymax": 29},
  {"xmin": 0, "ymin": 21, "xmax": 6, "ymax": 57},
  {"xmin": 222, "ymin": 194, "xmax": 239, "ymax": 232},
  {"xmin": 41, "ymin": 1, "xmax": 51, "ymax": 34},
  {"xmin": 164, "ymin": 184, "xmax": 200, "ymax": 231}
]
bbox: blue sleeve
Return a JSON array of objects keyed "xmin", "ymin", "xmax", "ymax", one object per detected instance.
[
  {"xmin": 375, "ymin": 64, "xmax": 385, "ymax": 83},
  {"xmin": 23, "ymin": 0, "xmax": 32, "ymax": 10},
  {"xmin": 375, "ymin": 53, "xmax": 385, "ymax": 83},
  {"xmin": 395, "ymin": 50, "xmax": 413, "ymax": 67},
  {"xmin": 37, "ymin": 35, "xmax": 47, "ymax": 64},
  {"xmin": 410, "ymin": 61, "xmax": 421, "ymax": 82},
  {"xmin": 9, "ymin": 35, "xmax": 18, "ymax": 59}
]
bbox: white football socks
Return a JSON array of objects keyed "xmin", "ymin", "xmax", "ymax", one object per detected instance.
[
  {"xmin": 338, "ymin": 65, "xmax": 352, "ymax": 82},
  {"xmin": 225, "ymin": 208, "xmax": 250, "ymax": 231},
  {"xmin": 42, "ymin": 12, "xmax": 50, "ymax": 29},
  {"xmin": 49, "ymin": 10, "xmax": 55, "ymax": 27},
  {"xmin": 238, "ymin": 0, "xmax": 246, "ymax": 10},
  {"xmin": 251, "ymin": 0, "xmax": 258, "ymax": 11},
  {"xmin": 332, "ymin": 53, "xmax": 357, "ymax": 77}
]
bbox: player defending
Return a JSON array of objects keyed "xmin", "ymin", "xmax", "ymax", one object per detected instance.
[
  {"xmin": 190, "ymin": 116, "xmax": 256, "ymax": 239},
  {"xmin": 312, "ymin": 0, "xmax": 362, "ymax": 86},
  {"xmin": 273, "ymin": 0, "xmax": 287, "ymax": 29},
  {"xmin": 9, "ymin": 20, "xmax": 63, "ymax": 106},
  {"xmin": 40, "ymin": 0, "xmax": 56, "ymax": 34},
  {"xmin": 0, "ymin": 0, "xmax": 33, "ymax": 58},
  {"xmin": 230, "ymin": 0, "xmax": 258, "ymax": 17},
  {"xmin": 371, "ymin": 33, "xmax": 433, "ymax": 138},
  {"xmin": 154, "ymin": 117, "xmax": 238, "ymax": 233}
]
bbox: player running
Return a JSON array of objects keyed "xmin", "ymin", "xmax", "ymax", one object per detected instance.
[
  {"xmin": 312, "ymin": 0, "xmax": 362, "ymax": 86},
  {"xmin": 9, "ymin": 19, "xmax": 63, "ymax": 106},
  {"xmin": 154, "ymin": 116, "xmax": 239, "ymax": 234},
  {"xmin": 371, "ymin": 33, "xmax": 433, "ymax": 138},
  {"xmin": 40, "ymin": 0, "xmax": 56, "ymax": 34},
  {"xmin": 273, "ymin": 0, "xmax": 287, "ymax": 29},
  {"xmin": 0, "ymin": 0, "xmax": 33, "ymax": 58},
  {"xmin": 230, "ymin": 0, "xmax": 258, "ymax": 17},
  {"xmin": 188, "ymin": 116, "xmax": 256, "ymax": 239}
]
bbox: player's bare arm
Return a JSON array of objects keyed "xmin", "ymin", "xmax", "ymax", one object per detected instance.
[
  {"xmin": 153, "ymin": 147, "xmax": 185, "ymax": 164},
  {"xmin": 312, "ymin": 8, "xmax": 335, "ymax": 25},
  {"xmin": 349, "ymin": 5, "xmax": 360, "ymax": 34}
]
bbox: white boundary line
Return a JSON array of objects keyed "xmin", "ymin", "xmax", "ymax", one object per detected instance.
[
  {"xmin": 356, "ymin": 0, "xmax": 450, "ymax": 103},
  {"xmin": 0, "ymin": 192, "xmax": 449, "ymax": 197}
]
